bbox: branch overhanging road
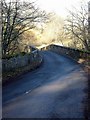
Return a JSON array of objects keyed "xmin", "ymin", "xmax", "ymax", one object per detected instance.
[{"xmin": 2, "ymin": 51, "xmax": 87, "ymax": 118}]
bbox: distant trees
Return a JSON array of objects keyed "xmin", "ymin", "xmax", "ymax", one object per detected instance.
[
  {"xmin": 40, "ymin": 13, "xmax": 66, "ymax": 45},
  {"xmin": 2, "ymin": 0, "xmax": 48, "ymax": 57},
  {"xmin": 19, "ymin": 30, "xmax": 38, "ymax": 52},
  {"xmin": 65, "ymin": 2, "xmax": 90, "ymax": 51}
]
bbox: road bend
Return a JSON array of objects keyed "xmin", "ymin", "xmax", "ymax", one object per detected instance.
[{"xmin": 2, "ymin": 51, "xmax": 87, "ymax": 118}]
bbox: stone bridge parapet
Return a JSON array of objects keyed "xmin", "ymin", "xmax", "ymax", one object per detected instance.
[
  {"xmin": 40, "ymin": 44, "xmax": 90, "ymax": 63},
  {"xmin": 2, "ymin": 48, "xmax": 42, "ymax": 72}
]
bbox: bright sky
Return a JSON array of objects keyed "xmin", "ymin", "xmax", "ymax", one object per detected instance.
[
  {"xmin": 35, "ymin": 0, "xmax": 89, "ymax": 17},
  {"xmin": 7, "ymin": 0, "xmax": 90, "ymax": 17}
]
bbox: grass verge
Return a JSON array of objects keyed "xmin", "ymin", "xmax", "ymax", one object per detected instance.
[{"xmin": 2, "ymin": 58, "xmax": 43, "ymax": 86}]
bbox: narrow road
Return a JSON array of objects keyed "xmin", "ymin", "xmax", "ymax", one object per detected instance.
[{"xmin": 2, "ymin": 51, "xmax": 87, "ymax": 118}]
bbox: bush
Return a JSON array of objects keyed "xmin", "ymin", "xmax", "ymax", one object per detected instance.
[{"xmin": 2, "ymin": 52, "xmax": 28, "ymax": 59}]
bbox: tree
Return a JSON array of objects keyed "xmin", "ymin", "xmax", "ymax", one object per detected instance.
[
  {"xmin": 19, "ymin": 30, "xmax": 38, "ymax": 51},
  {"xmin": 40, "ymin": 13, "xmax": 66, "ymax": 45},
  {"xmin": 1, "ymin": 0, "xmax": 48, "ymax": 57},
  {"xmin": 65, "ymin": 2, "xmax": 90, "ymax": 51}
]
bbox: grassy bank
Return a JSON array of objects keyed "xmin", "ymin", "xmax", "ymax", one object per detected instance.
[{"xmin": 2, "ymin": 55, "xmax": 43, "ymax": 85}]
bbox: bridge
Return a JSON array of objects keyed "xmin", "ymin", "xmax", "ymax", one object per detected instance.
[{"xmin": 2, "ymin": 44, "xmax": 89, "ymax": 119}]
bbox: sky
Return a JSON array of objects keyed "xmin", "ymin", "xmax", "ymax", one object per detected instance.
[
  {"xmin": 35, "ymin": 0, "xmax": 90, "ymax": 18},
  {"xmin": 7, "ymin": 0, "xmax": 90, "ymax": 17}
]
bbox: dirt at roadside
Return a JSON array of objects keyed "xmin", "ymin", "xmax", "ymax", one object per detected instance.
[
  {"xmin": 83, "ymin": 61, "xmax": 90, "ymax": 119},
  {"xmin": 78, "ymin": 57, "xmax": 90, "ymax": 119}
]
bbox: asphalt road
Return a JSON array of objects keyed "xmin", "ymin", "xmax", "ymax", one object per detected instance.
[{"xmin": 2, "ymin": 51, "xmax": 87, "ymax": 118}]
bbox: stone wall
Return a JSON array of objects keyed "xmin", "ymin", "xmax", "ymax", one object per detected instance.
[
  {"xmin": 40, "ymin": 44, "xmax": 90, "ymax": 62},
  {"xmin": 3, "ymin": 44, "xmax": 89, "ymax": 73},
  {"xmin": 2, "ymin": 50, "xmax": 42, "ymax": 72}
]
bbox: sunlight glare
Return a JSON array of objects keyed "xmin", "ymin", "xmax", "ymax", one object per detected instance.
[{"xmin": 37, "ymin": 0, "xmax": 90, "ymax": 17}]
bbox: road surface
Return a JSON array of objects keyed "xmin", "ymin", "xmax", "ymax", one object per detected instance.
[{"xmin": 2, "ymin": 51, "xmax": 87, "ymax": 118}]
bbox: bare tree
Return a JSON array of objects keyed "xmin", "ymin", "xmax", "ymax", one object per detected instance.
[
  {"xmin": 65, "ymin": 2, "xmax": 90, "ymax": 51},
  {"xmin": 1, "ymin": 0, "xmax": 48, "ymax": 57},
  {"xmin": 40, "ymin": 13, "xmax": 66, "ymax": 45}
]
